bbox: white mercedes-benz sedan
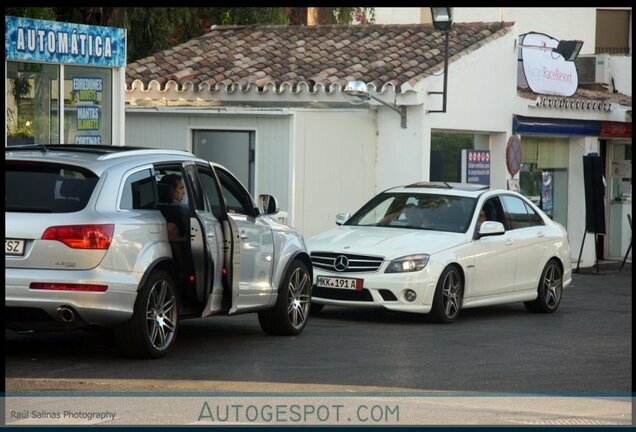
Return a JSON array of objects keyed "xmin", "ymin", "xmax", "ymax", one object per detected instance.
[{"xmin": 307, "ymin": 182, "xmax": 572, "ymax": 323}]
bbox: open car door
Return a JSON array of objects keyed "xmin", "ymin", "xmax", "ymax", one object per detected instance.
[{"xmin": 188, "ymin": 163, "xmax": 242, "ymax": 317}]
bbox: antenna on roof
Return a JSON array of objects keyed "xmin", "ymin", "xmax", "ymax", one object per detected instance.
[
  {"xmin": 443, "ymin": 182, "xmax": 451, "ymax": 188},
  {"xmin": 40, "ymin": 143, "xmax": 48, "ymax": 154}
]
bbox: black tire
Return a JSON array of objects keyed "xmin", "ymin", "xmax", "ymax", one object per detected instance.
[
  {"xmin": 429, "ymin": 265, "xmax": 463, "ymax": 323},
  {"xmin": 258, "ymin": 260, "xmax": 311, "ymax": 335},
  {"xmin": 114, "ymin": 270, "xmax": 179, "ymax": 358},
  {"xmin": 524, "ymin": 259, "xmax": 563, "ymax": 313},
  {"xmin": 310, "ymin": 303, "xmax": 325, "ymax": 314}
]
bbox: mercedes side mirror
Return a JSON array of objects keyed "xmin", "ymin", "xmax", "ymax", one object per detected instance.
[{"xmin": 478, "ymin": 221, "xmax": 505, "ymax": 237}]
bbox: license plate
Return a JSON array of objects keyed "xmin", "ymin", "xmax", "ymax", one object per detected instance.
[
  {"xmin": 316, "ymin": 276, "xmax": 363, "ymax": 290},
  {"xmin": 5, "ymin": 239, "xmax": 25, "ymax": 256}
]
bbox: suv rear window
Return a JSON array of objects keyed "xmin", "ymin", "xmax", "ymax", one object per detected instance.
[{"xmin": 6, "ymin": 162, "xmax": 99, "ymax": 213}]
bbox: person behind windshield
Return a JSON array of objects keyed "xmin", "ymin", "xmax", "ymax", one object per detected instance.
[{"xmin": 380, "ymin": 199, "xmax": 430, "ymax": 228}]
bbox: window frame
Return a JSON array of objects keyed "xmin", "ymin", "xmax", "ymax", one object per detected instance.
[
  {"xmin": 117, "ymin": 166, "xmax": 157, "ymax": 211},
  {"xmin": 195, "ymin": 163, "xmax": 227, "ymax": 220},
  {"xmin": 213, "ymin": 166, "xmax": 258, "ymax": 217}
]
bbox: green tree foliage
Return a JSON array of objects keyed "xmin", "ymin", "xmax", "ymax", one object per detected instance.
[
  {"xmin": 7, "ymin": 7, "xmax": 375, "ymax": 63},
  {"xmin": 5, "ymin": 7, "xmax": 56, "ymax": 20}
]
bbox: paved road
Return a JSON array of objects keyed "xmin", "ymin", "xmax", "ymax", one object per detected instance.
[
  {"xmin": 5, "ymin": 264, "xmax": 631, "ymax": 394},
  {"xmin": 4, "ymin": 264, "xmax": 632, "ymax": 425}
]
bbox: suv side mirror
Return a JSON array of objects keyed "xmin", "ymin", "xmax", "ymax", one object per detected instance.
[
  {"xmin": 258, "ymin": 194, "xmax": 278, "ymax": 215},
  {"xmin": 479, "ymin": 221, "xmax": 505, "ymax": 237},
  {"xmin": 335, "ymin": 212, "xmax": 351, "ymax": 225}
]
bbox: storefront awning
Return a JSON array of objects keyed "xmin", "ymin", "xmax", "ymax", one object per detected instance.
[{"xmin": 513, "ymin": 115, "xmax": 601, "ymax": 136}]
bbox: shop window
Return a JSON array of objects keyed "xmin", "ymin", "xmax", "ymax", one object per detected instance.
[
  {"xmin": 6, "ymin": 61, "xmax": 59, "ymax": 146},
  {"xmin": 520, "ymin": 138, "xmax": 568, "ymax": 227},
  {"xmin": 430, "ymin": 133, "xmax": 474, "ymax": 182},
  {"xmin": 596, "ymin": 9, "xmax": 631, "ymax": 55},
  {"xmin": 64, "ymin": 66, "xmax": 112, "ymax": 145},
  {"xmin": 609, "ymin": 142, "xmax": 632, "ymax": 201}
]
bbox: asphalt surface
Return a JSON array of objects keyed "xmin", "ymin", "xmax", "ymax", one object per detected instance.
[{"xmin": 4, "ymin": 263, "xmax": 632, "ymax": 394}]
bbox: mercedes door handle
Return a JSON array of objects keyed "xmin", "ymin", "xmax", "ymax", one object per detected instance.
[
  {"xmin": 505, "ymin": 238, "xmax": 514, "ymax": 246},
  {"xmin": 537, "ymin": 231, "xmax": 545, "ymax": 238},
  {"xmin": 240, "ymin": 232, "xmax": 249, "ymax": 240}
]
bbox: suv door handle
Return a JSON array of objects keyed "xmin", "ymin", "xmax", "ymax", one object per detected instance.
[
  {"xmin": 505, "ymin": 238, "xmax": 514, "ymax": 246},
  {"xmin": 537, "ymin": 231, "xmax": 545, "ymax": 238},
  {"xmin": 240, "ymin": 231, "xmax": 249, "ymax": 240}
]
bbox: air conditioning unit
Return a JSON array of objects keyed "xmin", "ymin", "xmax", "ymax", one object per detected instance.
[{"xmin": 575, "ymin": 54, "xmax": 611, "ymax": 85}]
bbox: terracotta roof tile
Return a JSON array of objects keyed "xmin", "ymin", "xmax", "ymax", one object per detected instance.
[{"xmin": 126, "ymin": 22, "xmax": 512, "ymax": 92}]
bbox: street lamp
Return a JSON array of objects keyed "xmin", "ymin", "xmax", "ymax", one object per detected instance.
[
  {"xmin": 518, "ymin": 39, "xmax": 584, "ymax": 62},
  {"xmin": 344, "ymin": 80, "xmax": 407, "ymax": 129},
  {"xmin": 553, "ymin": 40, "xmax": 584, "ymax": 61},
  {"xmin": 427, "ymin": 7, "xmax": 453, "ymax": 114},
  {"xmin": 430, "ymin": 7, "xmax": 452, "ymax": 31}
]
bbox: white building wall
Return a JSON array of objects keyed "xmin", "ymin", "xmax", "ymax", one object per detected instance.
[
  {"xmin": 374, "ymin": 8, "xmax": 426, "ymax": 25},
  {"xmin": 374, "ymin": 8, "xmax": 598, "ymax": 55},
  {"xmin": 611, "ymin": 56, "xmax": 632, "ymax": 96},
  {"xmin": 423, "ymin": 33, "xmax": 517, "ymax": 189},
  {"xmin": 375, "ymin": 104, "xmax": 427, "ymax": 192},
  {"xmin": 112, "ymin": 67, "xmax": 127, "ymax": 146},
  {"xmin": 292, "ymin": 109, "xmax": 377, "ymax": 238},
  {"xmin": 454, "ymin": 8, "xmax": 597, "ymax": 54}
]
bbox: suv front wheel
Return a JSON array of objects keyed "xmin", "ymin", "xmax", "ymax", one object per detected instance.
[
  {"xmin": 115, "ymin": 270, "xmax": 179, "ymax": 358},
  {"xmin": 258, "ymin": 260, "xmax": 311, "ymax": 335}
]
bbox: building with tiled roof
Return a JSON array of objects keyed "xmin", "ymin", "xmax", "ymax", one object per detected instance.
[
  {"xmin": 126, "ymin": 22, "xmax": 510, "ymax": 97},
  {"xmin": 125, "ymin": 18, "xmax": 631, "ymax": 268}
]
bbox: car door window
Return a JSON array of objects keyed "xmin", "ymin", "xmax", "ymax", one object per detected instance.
[
  {"xmin": 525, "ymin": 202, "xmax": 545, "ymax": 227},
  {"xmin": 197, "ymin": 165, "xmax": 224, "ymax": 220},
  {"xmin": 183, "ymin": 164, "xmax": 205, "ymax": 211},
  {"xmin": 482, "ymin": 197, "xmax": 506, "ymax": 225},
  {"xmin": 120, "ymin": 168, "xmax": 156, "ymax": 210},
  {"xmin": 215, "ymin": 168, "xmax": 255, "ymax": 216},
  {"xmin": 501, "ymin": 195, "xmax": 531, "ymax": 230}
]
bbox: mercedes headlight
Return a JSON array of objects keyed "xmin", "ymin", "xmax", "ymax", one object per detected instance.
[{"xmin": 385, "ymin": 254, "xmax": 430, "ymax": 273}]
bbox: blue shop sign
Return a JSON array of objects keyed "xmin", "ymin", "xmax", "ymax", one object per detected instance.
[{"xmin": 5, "ymin": 16, "xmax": 126, "ymax": 68}]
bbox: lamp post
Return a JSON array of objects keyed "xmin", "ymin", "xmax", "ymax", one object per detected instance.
[
  {"xmin": 344, "ymin": 80, "xmax": 407, "ymax": 128},
  {"xmin": 427, "ymin": 7, "xmax": 453, "ymax": 114}
]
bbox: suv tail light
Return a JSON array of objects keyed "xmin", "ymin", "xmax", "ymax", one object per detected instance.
[{"xmin": 41, "ymin": 224, "xmax": 114, "ymax": 249}]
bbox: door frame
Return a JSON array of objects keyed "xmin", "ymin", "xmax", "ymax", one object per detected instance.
[{"xmin": 189, "ymin": 126, "xmax": 258, "ymax": 195}]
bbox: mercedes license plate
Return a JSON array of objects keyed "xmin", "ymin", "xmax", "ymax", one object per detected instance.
[
  {"xmin": 5, "ymin": 239, "xmax": 25, "ymax": 256},
  {"xmin": 316, "ymin": 276, "xmax": 363, "ymax": 290}
]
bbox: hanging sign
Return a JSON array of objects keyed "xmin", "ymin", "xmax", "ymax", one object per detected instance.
[
  {"xmin": 506, "ymin": 135, "xmax": 522, "ymax": 176},
  {"xmin": 600, "ymin": 121, "xmax": 632, "ymax": 138},
  {"xmin": 77, "ymin": 106, "xmax": 100, "ymax": 130},
  {"xmin": 5, "ymin": 16, "xmax": 126, "ymax": 67},
  {"xmin": 73, "ymin": 77, "xmax": 103, "ymax": 102},
  {"xmin": 461, "ymin": 149, "xmax": 491, "ymax": 185},
  {"xmin": 518, "ymin": 32, "xmax": 578, "ymax": 97}
]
